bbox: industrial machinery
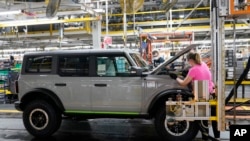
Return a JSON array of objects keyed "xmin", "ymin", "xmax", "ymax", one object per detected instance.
[{"xmin": 164, "ymin": 0, "xmax": 250, "ymax": 140}]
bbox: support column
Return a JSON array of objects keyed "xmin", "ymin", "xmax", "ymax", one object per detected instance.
[
  {"xmin": 92, "ymin": 20, "xmax": 101, "ymax": 49},
  {"xmin": 210, "ymin": 0, "xmax": 226, "ymax": 131}
]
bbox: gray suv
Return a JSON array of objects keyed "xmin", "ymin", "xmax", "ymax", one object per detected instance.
[{"xmin": 15, "ymin": 44, "xmax": 199, "ymax": 141}]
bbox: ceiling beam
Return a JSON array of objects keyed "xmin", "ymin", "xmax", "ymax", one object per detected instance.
[{"xmin": 0, "ymin": 16, "xmax": 101, "ymax": 27}]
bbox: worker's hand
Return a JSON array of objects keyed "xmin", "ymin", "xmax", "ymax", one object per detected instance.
[
  {"xmin": 181, "ymin": 70, "xmax": 188, "ymax": 77},
  {"xmin": 169, "ymin": 73, "xmax": 178, "ymax": 79}
]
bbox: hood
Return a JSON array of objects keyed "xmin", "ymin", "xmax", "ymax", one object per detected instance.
[{"xmin": 150, "ymin": 44, "xmax": 200, "ymax": 75}]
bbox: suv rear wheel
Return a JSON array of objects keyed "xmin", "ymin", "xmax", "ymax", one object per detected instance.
[
  {"xmin": 23, "ymin": 100, "xmax": 62, "ymax": 138},
  {"xmin": 154, "ymin": 105, "xmax": 199, "ymax": 141}
]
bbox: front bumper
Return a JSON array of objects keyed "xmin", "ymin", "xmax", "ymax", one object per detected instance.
[{"xmin": 14, "ymin": 101, "xmax": 23, "ymax": 111}]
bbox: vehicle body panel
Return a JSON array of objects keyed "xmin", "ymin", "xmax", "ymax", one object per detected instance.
[
  {"xmin": 17, "ymin": 44, "xmax": 198, "ymax": 114},
  {"xmin": 90, "ymin": 76, "xmax": 143, "ymax": 112}
]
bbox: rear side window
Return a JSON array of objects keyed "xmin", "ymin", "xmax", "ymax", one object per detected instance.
[
  {"xmin": 58, "ymin": 56, "xmax": 89, "ymax": 76},
  {"xmin": 25, "ymin": 56, "xmax": 52, "ymax": 73}
]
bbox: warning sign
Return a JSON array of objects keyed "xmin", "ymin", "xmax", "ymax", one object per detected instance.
[{"xmin": 104, "ymin": 36, "xmax": 112, "ymax": 45}]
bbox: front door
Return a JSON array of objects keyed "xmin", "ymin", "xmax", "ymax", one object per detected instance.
[{"xmin": 90, "ymin": 55, "xmax": 143, "ymax": 113}]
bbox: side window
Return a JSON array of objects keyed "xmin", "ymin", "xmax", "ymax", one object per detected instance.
[
  {"xmin": 96, "ymin": 56, "xmax": 131, "ymax": 77},
  {"xmin": 115, "ymin": 57, "xmax": 130, "ymax": 73},
  {"xmin": 97, "ymin": 56, "xmax": 116, "ymax": 76},
  {"xmin": 25, "ymin": 56, "xmax": 52, "ymax": 73},
  {"xmin": 58, "ymin": 56, "xmax": 89, "ymax": 76}
]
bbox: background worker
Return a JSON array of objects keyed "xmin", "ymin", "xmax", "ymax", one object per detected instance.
[
  {"xmin": 152, "ymin": 50, "xmax": 165, "ymax": 67},
  {"xmin": 169, "ymin": 52, "xmax": 220, "ymax": 140}
]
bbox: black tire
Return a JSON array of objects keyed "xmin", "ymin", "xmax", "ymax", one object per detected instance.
[
  {"xmin": 23, "ymin": 100, "xmax": 62, "ymax": 138},
  {"xmin": 154, "ymin": 105, "xmax": 199, "ymax": 141}
]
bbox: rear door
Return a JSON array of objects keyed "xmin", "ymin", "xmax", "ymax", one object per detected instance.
[{"xmin": 55, "ymin": 55, "xmax": 91, "ymax": 111}]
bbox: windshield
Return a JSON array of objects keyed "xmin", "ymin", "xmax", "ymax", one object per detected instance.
[{"xmin": 129, "ymin": 53, "xmax": 149, "ymax": 68}]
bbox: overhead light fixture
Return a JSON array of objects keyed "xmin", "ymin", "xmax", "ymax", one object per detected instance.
[
  {"xmin": 0, "ymin": 10, "xmax": 22, "ymax": 16},
  {"xmin": 0, "ymin": 17, "xmax": 100, "ymax": 27}
]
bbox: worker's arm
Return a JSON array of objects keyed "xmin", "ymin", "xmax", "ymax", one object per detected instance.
[{"xmin": 176, "ymin": 75, "xmax": 192, "ymax": 86}]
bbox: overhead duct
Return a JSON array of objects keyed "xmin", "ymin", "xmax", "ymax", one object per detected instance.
[
  {"xmin": 120, "ymin": 0, "xmax": 144, "ymax": 13},
  {"xmin": 46, "ymin": 0, "xmax": 61, "ymax": 18},
  {"xmin": 15, "ymin": 0, "xmax": 45, "ymax": 2},
  {"xmin": 160, "ymin": 0, "xmax": 179, "ymax": 12}
]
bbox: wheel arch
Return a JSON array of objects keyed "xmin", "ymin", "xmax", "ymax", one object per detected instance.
[
  {"xmin": 148, "ymin": 88, "xmax": 193, "ymax": 117},
  {"xmin": 19, "ymin": 88, "xmax": 65, "ymax": 113}
]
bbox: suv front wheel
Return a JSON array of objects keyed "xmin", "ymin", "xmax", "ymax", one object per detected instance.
[
  {"xmin": 154, "ymin": 105, "xmax": 199, "ymax": 141},
  {"xmin": 23, "ymin": 100, "xmax": 62, "ymax": 138}
]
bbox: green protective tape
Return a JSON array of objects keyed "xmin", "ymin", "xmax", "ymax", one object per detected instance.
[{"xmin": 65, "ymin": 110, "xmax": 139, "ymax": 115}]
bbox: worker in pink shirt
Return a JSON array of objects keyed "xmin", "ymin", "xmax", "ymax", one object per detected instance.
[
  {"xmin": 177, "ymin": 53, "xmax": 214, "ymax": 93},
  {"xmin": 170, "ymin": 52, "xmax": 220, "ymax": 141}
]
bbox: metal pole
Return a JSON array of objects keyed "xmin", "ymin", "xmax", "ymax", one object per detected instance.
[
  {"xmin": 133, "ymin": 3, "xmax": 137, "ymax": 45},
  {"xmin": 169, "ymin": 0, "xmax": 173, "ymax": 50},
  {"xmin": 105, "ymin": 0, "xmax": 108, "ymax": 36},
  {"xmin": 210, "ymin": 0, "xmax": 226, "ymax": 131},
  {"xmin": 232, "ymin": 18, "xmax": 237, "ymax": 124},
  {"xmin": 59, "ymin": 23, "xmax": 64, "ymax": 49},
  {"xmin": 133, "ymin": 2, "xmax": 135, "ymax": 35},
  {"xmin": 123, "ymin": 0, "xmax": 127, "ymax": 47}
]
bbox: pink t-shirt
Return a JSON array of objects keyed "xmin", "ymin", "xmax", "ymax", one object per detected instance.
[{"xmin": 187, "ymin": 62, "xmax": 214, "ymax": 93}]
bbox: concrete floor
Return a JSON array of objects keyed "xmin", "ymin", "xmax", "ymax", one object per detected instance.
[
  {"xmin": 0, "ymin": 103, "xmax": 231, "ymax": 141},
  {"xmin": 1, "ymin": 84, "xmax": 249, "ymax": 141}
]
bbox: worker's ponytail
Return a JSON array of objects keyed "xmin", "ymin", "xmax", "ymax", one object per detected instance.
[{"xmin": 187, "ymin": 52, "xmax": 201, "ymax": 65}]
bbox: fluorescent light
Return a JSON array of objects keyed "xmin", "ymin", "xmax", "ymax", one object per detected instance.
[
  {"xmin": 0, "ymin": 18, "xmax": 60, "ymax": 27},
  {"xmin": 0, "ymin": 10, "xmax": 21, "ymax": 15},
  {"xmin": 0, "ymin": 17, "xmax": 100, "ymax": 27}
]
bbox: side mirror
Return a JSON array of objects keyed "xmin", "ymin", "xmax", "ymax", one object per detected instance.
[{"xmin": 130, "ymin": 66, "xmax": 143, "ymax": 76}]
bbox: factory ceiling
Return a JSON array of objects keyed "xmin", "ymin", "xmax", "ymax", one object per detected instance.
[{"xmin": 0, "ymin": 0, "xmax": 249, "ymax": 51}]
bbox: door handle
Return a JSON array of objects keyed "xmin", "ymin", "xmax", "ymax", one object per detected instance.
[
  {"xmin": 94, "ymin": 84, "xmax": 107, "ymax": 87},
  {"xmin": 55, "ymin": 83, "xmax": 66, "ymax": 86}
]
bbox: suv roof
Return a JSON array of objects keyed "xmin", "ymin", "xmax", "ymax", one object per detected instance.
[{"xmin": 23, "ymin": 48, "xmax": 138, "ymax": 56}]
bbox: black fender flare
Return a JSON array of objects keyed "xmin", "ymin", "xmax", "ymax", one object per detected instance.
[
  {"xmin": 19, "ymin": 88, "xmax": 65, "ymax": 112},
  {"xmin": 148, "ymin": 88, "xmax": 193, "ymax": 116}
]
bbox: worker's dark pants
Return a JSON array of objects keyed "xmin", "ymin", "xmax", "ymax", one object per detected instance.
[
  {"xmin": 199, "ymin": 105, "xmax": 220, "ymax": 140},
  {"xmin": 211, "ymin": 105, "xmax": 220, "ymax": 138}
]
